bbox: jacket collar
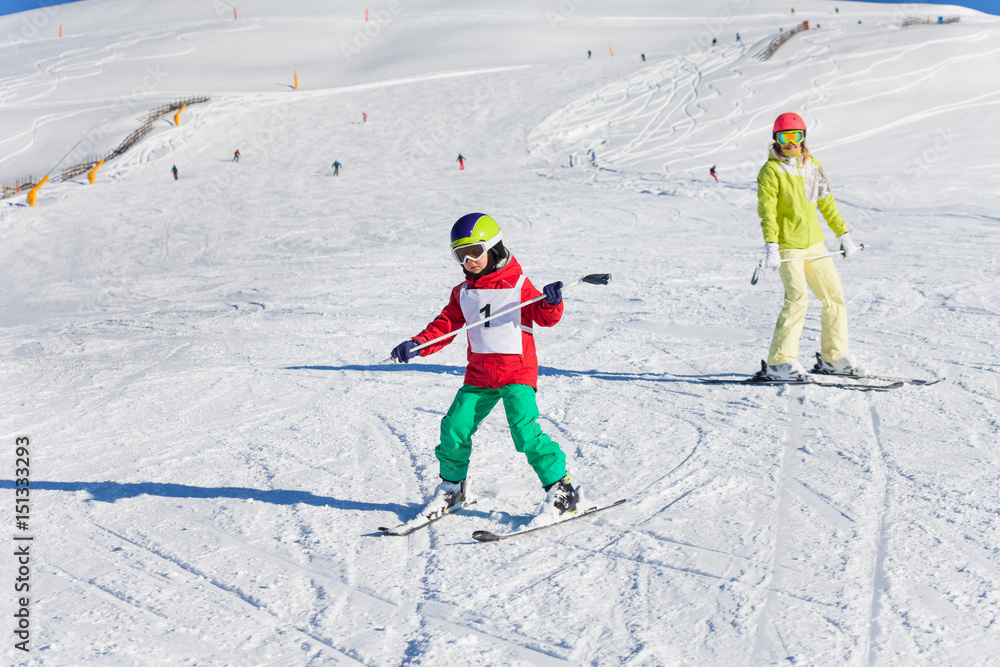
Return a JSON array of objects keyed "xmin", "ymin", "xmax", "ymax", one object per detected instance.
[
  {"xmin": 769, "ymin": 145, "xmax": 804, "ymax": 167},
  {"xmin": 465, "ymin": 255, "xmax": 521, "ymax": 289}
]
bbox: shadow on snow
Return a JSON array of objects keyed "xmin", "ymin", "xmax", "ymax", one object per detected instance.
[
  {"xmin": 286, "ymin": 363, "xmax": 707, "ymax": 383},
  {"xmin": 0, "ymin": 479, "xmax": 412, "ymax": 515}
]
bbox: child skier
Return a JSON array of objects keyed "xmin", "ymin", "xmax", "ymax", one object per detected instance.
[
  {"xmin": 456, "ymin": 154, "xmax": 465, "ymax": 170},
  {"xmin": 390, "ymin": 213, "xmax": 580, "ymax": 522},
  {"xmin": 757, "ymin": 112, "xmax": 864, "ymax": 381}
]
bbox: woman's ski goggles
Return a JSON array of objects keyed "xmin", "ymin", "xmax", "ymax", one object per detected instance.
[
  {"xmin": 451, "ymin": 234, "xmax": 501, "ymax": 263},
  {"xmin": 776, "ymin": 130, "xmax": 805, "ymax": 145}
]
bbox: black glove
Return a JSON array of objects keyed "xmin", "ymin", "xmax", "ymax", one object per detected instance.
[
  {"xmin": 542, "ymin": 281, "xmax": 563, "ymax": 306},
  {"xmin": 391, "ymin": 339, "xmax": 419, "ymax": 363}
]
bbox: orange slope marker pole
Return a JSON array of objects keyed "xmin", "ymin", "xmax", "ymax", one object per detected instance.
[
  {"xmin": 174, "ymin": 103, "xmax": 187, "ymax": 125},
  {"xmin": 25, "ymin": 140, "xmax": 79, "ymax": 206},
  {"xmin": 27, "ymin": 175, "xmax": 50, "ymax": 206},
  {"xmin": 87, "ymin": 159, "xmax": 105, "ymax": 184}
]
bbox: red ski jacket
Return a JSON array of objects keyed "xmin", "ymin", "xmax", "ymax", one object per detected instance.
[{"xmin": 413, "ymin": 256, "xmax": 563, "ymax": 390}]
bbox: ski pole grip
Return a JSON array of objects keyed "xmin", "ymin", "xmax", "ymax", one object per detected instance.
[{"xmin": 839, "ymin": 242, "xmax": 866, "ymax": 256}]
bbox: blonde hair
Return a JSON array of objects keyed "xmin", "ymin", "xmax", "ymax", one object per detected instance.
[{"xmin": 772, "ymin": 141, "xmax": 810, "ymax": 164}]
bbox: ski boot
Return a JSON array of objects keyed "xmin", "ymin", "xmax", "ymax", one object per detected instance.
[
  {"xmin": 812, "ymin": 352, "xmax": 867, "ymax": 377},
  {"xmin": 756, "ymin": 359, "xmax": 810, "ymax": 382},
  {"xmin": 420, "ymin": 478, "xmax": 467, "ymax": 521}
]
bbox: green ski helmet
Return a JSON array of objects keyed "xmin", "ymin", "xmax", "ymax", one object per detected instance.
[{"xmin": 450, "ymin": 213, "xmax": 503, "ymax": 264}]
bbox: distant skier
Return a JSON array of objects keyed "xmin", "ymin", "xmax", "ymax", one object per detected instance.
[
  {"xmin": 712, "ymin": 37, "xmax": 717, "ymax": 46},
  {"xmin": 390, "ymin": 213, "xmax": 579, "ymax": 523},
  {"xmin": 756, "ymin": 112, "xmax": 864, "ymax": 381},
  {"xmin": 363, "ymin": 112, "xmax": 367, "ymax": 123},
  {"xmin": 456, "ymin": 153, "xmax": 465, "ymax": 170},
  {"xmin": 710, "ymin": 165, "xmax": 718, "ymax": 182},
  {"xmin": 233, "ymin": 149, "xmax": 240, "ymax": 162},
  {"xmin": 332, "ymin": 160, "xmax": 341, "ymax": 176},
  {"xmin": 587, "ymin": 49, "xmax": 591, "ymax": 59},
  {"xmin": 737, "ymin": 32, "xmax": 742, "ymax": 43},
  {"xmin": 171, "ymin": 165, "xmax": 178, "ymax": 180},
  {"xmin": 641, "ymin": 53, "xmax": 646, "ymax": 62}
]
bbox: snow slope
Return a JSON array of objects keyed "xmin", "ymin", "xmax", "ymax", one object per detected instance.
[{"xmin": 2, "ymin": 1, "xmax": 999, "ymax": 664}]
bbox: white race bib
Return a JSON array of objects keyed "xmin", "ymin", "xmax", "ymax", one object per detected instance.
[{"xmin": 460, "ymin": 275, "xmax": 527, "ymax": 354}]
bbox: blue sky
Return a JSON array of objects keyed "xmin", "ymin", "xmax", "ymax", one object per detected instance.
[
  {"xmin": 0, "ymin": 0, "xmax": 85, "ymax": 18},
  {"xmin": 846, "ymin": 0, "xmax": 999, "ymax": 14}
]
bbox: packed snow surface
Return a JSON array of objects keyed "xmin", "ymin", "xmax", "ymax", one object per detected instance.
[{"xmin": 2, "ymin": 0, "xmax": 999, "ymax": 664}]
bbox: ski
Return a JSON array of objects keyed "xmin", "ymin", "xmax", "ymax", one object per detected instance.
[
  {"xmin": 699, "ymin": 360, "xmax": 903, "ymax": 391},
  {"xmin": 809, "ymin": 353, "xmax": 944, "ymax": 386},
  {"xmin": 378, "ymin": 499, "xmax": 477, "ymax": 537},
  {"xmin": 472, "ymin": 498, "xmax": 626, "ymax": 542},
  {"xmin": 698, "ymin": 376, "xmax": 903, "ymax": 391},
  {"xmin": 810, "ymin": 371, "xmax": 942, "ymax": 386}
]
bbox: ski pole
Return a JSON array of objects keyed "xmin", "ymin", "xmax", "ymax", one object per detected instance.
[
  {"xmin": 751, "ymin": 244, "xmax": 864, "ymax": 285},
  {"xmin": 386, "ymin": 273, "xmax": 612, "ymax": 363}
]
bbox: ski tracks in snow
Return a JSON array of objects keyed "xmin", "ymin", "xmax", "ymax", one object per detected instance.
[
  {"xmin": 747, "ymin": 387, "xmax": 893, "ymax": 665},
  {"xmin": 864, "ymin": 404, "xmax": 892, "ymax": 666},
  {"xmin": 51, "ymin": 504, "xmax": 377, "ymax": 664}
]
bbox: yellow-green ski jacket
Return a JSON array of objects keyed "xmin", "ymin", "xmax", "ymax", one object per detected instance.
[{"xmin": 757, "ymin": 148, "xmax": 848, "ymax": 249}]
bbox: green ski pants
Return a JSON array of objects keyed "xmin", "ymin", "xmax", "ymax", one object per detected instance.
[{"xmin": 437, "ymin": 384, "xmax": 567, "ymax": 488}]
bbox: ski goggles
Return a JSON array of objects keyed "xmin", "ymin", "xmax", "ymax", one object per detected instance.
[
  {"xmin": 775, "ymin": 130, "xmax": 805, "ymax": 145},
  {"xmin": 451, "ymin": 234, "xmax": 501, "ymax": 264}
]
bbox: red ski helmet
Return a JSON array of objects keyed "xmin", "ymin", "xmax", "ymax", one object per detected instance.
[{"xmin": 773, "ymin": 112, "xmax": 806, "ymax": 138}]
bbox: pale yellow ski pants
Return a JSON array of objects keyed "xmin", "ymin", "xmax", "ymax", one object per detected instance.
[{"xmin": 767, "ymin": 242, "xmax": 849, "ymax": 366}]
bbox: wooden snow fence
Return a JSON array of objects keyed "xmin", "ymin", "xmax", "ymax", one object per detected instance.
[
  {"xmin": 2, "ymin": 176, "xmax": 39, "ymax": 199},
  {"xmin": 2, "ymin": 94, "xmax": 210, "ymax": 198},
  {"xmin": 903, "ymin": 16, "xmax": 960, "ymax": 28},
  {"xmin": 759, "ymin": 22, "xmax": 810, "ymax": 61}
]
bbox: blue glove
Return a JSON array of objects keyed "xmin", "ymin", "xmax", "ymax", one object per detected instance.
[
  {"xmin": 391, "ymin": 339, "xmax": 419, "ymax": 363},
  {"xmin": 542, "ymin": 281, "xmax": 563, "ymax": 306}
]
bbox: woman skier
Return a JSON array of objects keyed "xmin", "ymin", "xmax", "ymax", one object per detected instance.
[
  {"xmin": 390, "ymin": 213, "xmax": 580, "ymax": 523},
  {"xmin": 756, "ymin": 112, "xmax": 864, "ymax": 381}
]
